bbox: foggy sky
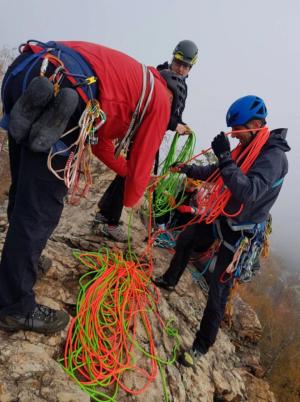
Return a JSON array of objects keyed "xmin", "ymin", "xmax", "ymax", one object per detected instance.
[{"xmin": 0, "ymin": 0, "xmax": 299, "ymax": 271}]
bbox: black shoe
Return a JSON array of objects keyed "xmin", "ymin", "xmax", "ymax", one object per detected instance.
[
  {"xmin": 91, "ymin": 212, "xmax": 109, "ymax": 234},
  {"xmin": 93, "ymin": 211, "xmax": 109, "ymax": 225},
  {"xmin": 37, "ymin": 255, "xmax": 52, "ymax": 279},
  {"xmin": 151, "ymin": 275, "xmax": 175, "ymax": 291},
  {"xmin": 0, "ymin": 304, "xmax": 69, "ymax": 334},
  {"xmin": 8, "ymin": 76, "xmax": 54, "ymax": 143},
  {"xmin": 29, "ymin": 87, "xmax": 79, "ymax": 153},
  {"xmin": 178, "ymin": 347, "xmax": 204, "ymax": 367}
]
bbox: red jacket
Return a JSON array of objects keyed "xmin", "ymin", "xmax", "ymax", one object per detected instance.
[{"xmin": 60, "ymin": 41, "xmax": 171, "ymax": 207}]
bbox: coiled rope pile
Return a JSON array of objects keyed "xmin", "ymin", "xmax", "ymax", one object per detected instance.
[
  {"xmin": 151, "ymin": 131, "xmax": 196, "ymax": 218},
  {"xmin": 62, "ymin": 236, "xmax": 180, "ymax": 401}
]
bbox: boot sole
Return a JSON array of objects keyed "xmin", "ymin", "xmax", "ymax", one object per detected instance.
[
  {"xmin": 8, "ymin": 76, "xmax": 54, "ymax": 143},
  {"xmin": 29, "ymin": 87, "xmax": 79, "ymax": 153}
]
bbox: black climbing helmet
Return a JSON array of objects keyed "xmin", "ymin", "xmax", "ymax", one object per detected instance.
[
  {"xmin": 159, "ymin": 69, "xmax": 186, "ymax": 116},
  {"xmin": 173, "ymin": 40, "xmax": 198, "ymax": 66}
]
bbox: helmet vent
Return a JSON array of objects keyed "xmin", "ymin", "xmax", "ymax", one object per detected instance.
[
  {"xmin": 251, "ymin": 100, "xmax": 261, "ymax": 110},
  {"xmin": 230, "ymin": 112, "xmax": 239, "ymax": 122},
  {"xmin": 257, "ymin": 106, "xmax": 265, "ymax": 115}
]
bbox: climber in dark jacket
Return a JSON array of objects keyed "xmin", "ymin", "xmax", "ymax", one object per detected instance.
[
  {"xmin": 152, "ymin": 95, "xmax": 290, "ymax": 367},
  {"xmin": 92, "ymin": 40, "xmax": 198, "ymax": 242}
]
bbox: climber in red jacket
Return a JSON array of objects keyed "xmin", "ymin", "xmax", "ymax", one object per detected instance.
[{"xmin": 0, "ymin": 40, "xmax": 186, "ymax": 334}]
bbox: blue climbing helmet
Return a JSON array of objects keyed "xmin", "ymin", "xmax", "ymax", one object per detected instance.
[{"xmin": 226, "ymin": 95, "xmax": 267, "ymax": 127}]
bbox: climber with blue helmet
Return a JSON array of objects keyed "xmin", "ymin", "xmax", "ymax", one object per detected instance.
[{"xmin": 152, "ymin": 95, "xmax": 290, "ymax": 367}]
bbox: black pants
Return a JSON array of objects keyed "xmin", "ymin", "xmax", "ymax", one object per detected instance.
[
  {"xmin": 98, "ymin": 150, "xmax": 160, "ymax": 225},
  {"xmin": 0, "ymin": 53, "xmax": 84, "ymax": 316},
  {"xmin": 98, "ymin": 175, "xmax": 125, "ymax": 225},
  {"xmin": 162, "ymin": 220, "xmax": 241, "ymax": 354}
]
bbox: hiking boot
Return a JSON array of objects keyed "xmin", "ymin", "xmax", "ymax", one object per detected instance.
[
  {"xmin": 101, "ymin": 223, "xmax": 128, "ymax": 242},
  {"xmin": 151, "ymin": 275, "xmax": 175, "ymax": 291},
  {"xmin": 91, "ymin": 212, "xmax": 109, "ymax": 234},
  {"xmin": 9, "ymin": 76, "xmax": 54, "ymax": 143},
  {"xmin": 37, "ymin": 255, "xmax": 52, "ymax": 279},
  {"xmin": 29, "ymin": 87, "xmax": 79, "ymax": 153},
  {"xmin": 178, "ymin": 347, "xmax": 204, "ymax": 367},
  {"xmin": 0, "ymin": 304, "xmax": 69, "ymax": 334},
  {"xmin": 93, "ymin": 211, "xmax": 109, "ymax": 225}
]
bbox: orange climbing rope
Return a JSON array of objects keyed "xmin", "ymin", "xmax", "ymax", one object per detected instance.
[{"xmin": 159, "ymin": 127, "xmax": 270, "ymax": 225}]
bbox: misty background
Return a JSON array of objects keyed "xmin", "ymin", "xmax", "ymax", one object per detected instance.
[{"xmin": 0, "ymin": 0, "xmax": 299, "ymax": 271}]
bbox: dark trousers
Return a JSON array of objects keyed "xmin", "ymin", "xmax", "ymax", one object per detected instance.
[
  {"xmin": 162, "ymin": 221, "xmax": 241, "ymax": 354},
  {"xmin": 0, "ymin": 137, "xmax": 68, "ymax": 315},
  {"xmin": 0, "ymin": 53, "xmax": 84, "ymax": 316},
  {"xmin": 98, "ymin": 175, "xmax": 125, "ymax": 225},
  {"xmin": 98, "ymin": 150, "xmax": 160, "ymax": 225}
]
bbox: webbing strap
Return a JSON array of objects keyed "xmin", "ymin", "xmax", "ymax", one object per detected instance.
[
  {"xmin": 22, "ymin": 40, "xmax": 97, "ymax": 102},
  {"xmin": 214, "ymin": 219, "xmax": 236, "ymax": 253},
  {"xmin": 1, "ymin": 51, "xmax": 46, "ymax": 103},
  {"xmin": 226, "ymin": 218, "xmax": 257, "ymax": 232}
]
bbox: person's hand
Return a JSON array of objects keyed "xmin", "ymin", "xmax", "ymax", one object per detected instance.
[
  {"xmin": 211, "ymin": 132, "xmax": 231, "ymax": 160},
  {"xmin": 211, "ymin": 132, "xmax": 234, "ymax": 169},
  {"xmin": 177, "ymin": 205, "xmax": 196, "ymax": 214},
  {"xmin": 169, "ymin": 162, "xmax": 189, "ymax": 174},
  {"xmin": 176, "ymin": 123, "xmax": 191, "ymax": 136}
]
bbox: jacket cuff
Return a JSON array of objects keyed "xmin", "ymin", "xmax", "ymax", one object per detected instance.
[
  {"xmin": 167, "ymin": 115, "xmax": 178, "ymax": 131},
  {"xmin": 219, "ymin": 157, "xmax": 234, "ymax": 170}
]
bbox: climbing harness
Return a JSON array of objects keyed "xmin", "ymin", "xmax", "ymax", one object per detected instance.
[{"xmin": 216, "ymin": 217, "xmax": 271, "ymax": 283}]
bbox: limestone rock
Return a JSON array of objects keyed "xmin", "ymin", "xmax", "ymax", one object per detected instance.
[{"xmin": 231, "ymin": 296, "xmax": 262, "ymax": 343}]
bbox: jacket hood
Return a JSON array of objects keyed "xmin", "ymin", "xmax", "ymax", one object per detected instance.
[{"xmin": 266, "ymin": 128, "xmax": 291, "ymax": 152}]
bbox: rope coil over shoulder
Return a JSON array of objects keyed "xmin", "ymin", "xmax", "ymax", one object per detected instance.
[{"xmin": 114, "ymin": 64, "xmax": 154, "ymax": 158}]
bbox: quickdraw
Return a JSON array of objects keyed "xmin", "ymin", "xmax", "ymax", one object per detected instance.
[{"xmin": 47, "ymin": 99, "xmax": 106, "ymax": 204}]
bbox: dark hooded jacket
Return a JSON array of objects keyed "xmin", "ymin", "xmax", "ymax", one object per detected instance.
[
  {"xmin": 156, "ymin": 61, "xmax": 188, "ymax": 130},
  {"xmin": 182, "ymin": 128, "xmax": 290, "ymax": 224}
]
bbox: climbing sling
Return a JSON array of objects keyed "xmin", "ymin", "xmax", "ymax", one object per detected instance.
[{"xmin": 114, "ymin": 64, "xmax": 155, "ymax": 158}]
